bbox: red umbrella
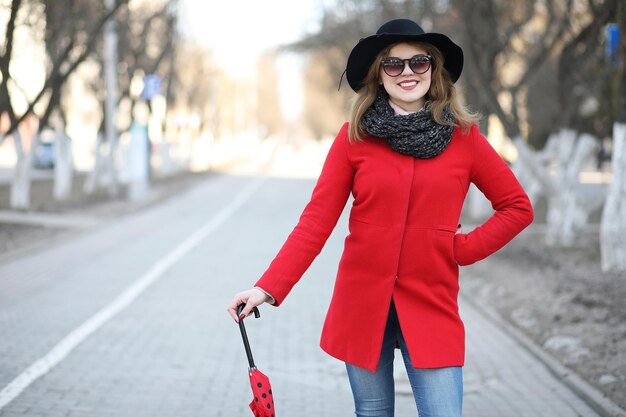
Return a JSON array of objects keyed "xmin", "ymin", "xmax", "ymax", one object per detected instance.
[{"xmin": 237, "ymin": 304, "xmax": 276, "ymax": 417}]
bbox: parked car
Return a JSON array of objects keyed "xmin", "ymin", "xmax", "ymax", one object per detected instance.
[{"xmin": 33, "ymin": 141, "xmax": 55, "ymax": 169}]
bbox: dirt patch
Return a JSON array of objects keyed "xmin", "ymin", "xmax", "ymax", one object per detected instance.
[
  {"xmin": 0, "ymin": 222, "xmax": 67, "ymax": 254},
  {"xmin": 461, "ymin": 225, "xmax": 626, "ymax": 410}
]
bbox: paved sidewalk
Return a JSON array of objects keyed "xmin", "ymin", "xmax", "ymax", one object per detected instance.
[{"xmin": 0, "ymin": 175, "xmax": 620, "ymax": 416}]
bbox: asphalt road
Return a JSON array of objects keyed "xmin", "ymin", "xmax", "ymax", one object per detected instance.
[{"xmin": 0, "ymin": 173, "xmax": 607, "ymax": 416}]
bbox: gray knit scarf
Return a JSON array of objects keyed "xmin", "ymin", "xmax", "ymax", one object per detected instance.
[{"xmin": 361, "ymin": 89, "xmax": 455, "ymax": 159}]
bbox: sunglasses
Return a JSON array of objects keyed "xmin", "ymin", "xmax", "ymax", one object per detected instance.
[{"xmin": 380, "ymin": 54, "xmax": 432, "ymax": 77}]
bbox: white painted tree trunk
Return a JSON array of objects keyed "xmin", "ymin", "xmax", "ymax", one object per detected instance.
[
  {"xmin": 127, "ymin": 123, "xmax": 150, "ymax": 203},
  {"xmin": 10, "ymin": 130, "xmax": 32, "ymax": 209},
  {"xmin": 53, "ymin": 130, "xmax": 73, "ymax": 200},
  {"xmin": 600, "ymin": 122, "xmax": 626, "ymax": 272},
  {"xmin": 84, "ymin": 131, "xmax": 120, "ymax": 196},
  {"xmin": 512, "ymin": 133, "xmax": 559, "ymax": 206},
  {"xmin": 513, "ymin": 135, "xmax": 557, "ymax": 196},
  {"xmin": 159, "ymin": 142, "xmax": 175, "ymax": 176},
  {"xmin": 546, "ymin": 129, "xmax": 577, "ymax": 245},
  {"xmin": 466, "ymin": 184, "xmax": 493, "ymax": 220},
  {"xmin": 84, "ymin": 133, "xmax": 104, "ymax": 195},
  {"xmin": 470, "ymin": 133, "xmax": 560, "ymax": 221},
  {"xmin": 546, "ymin": 132, "xmax": 597, "ymax": 246}
]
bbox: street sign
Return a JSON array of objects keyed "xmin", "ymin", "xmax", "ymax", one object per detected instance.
[
  {"xmin": 141, "ymin": 74, "xmax": 162, "ymax": 100},
  {"xmin": 605, "ymin": 23, "xmax": 620, "ymax": 65}
]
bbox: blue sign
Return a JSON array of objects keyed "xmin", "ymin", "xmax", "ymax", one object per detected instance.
[
  {"xmin": 141, "ymin": 74, "xmax": 162, "ymax": 100},
  {"xmin": 605, "ymin": 24, "xmax": 619, "ymax": 64}
]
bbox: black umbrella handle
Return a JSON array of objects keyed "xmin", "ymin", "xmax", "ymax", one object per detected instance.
[{"xmin": 236, "ymin": 304, "xmax": 260, "ymax": 369}]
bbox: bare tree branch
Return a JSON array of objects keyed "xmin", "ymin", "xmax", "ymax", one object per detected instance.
[
  {"xmin": 0, "ymin": 0, "xmax": 23, "ymax": 126},
  {"xmin": 514, "ymin": 0, "xmax": 573, "ymax": 90},
  {"xmin": 0, "ymin": 0, "xmax": 127, "ymax": 141}
]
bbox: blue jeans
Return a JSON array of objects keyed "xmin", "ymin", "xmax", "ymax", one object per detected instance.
[{"xmin": 345, "ymin": 301, "xmax": 463, "ymax": 417}]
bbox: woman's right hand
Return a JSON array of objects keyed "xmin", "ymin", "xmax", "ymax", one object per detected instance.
[{"xmin": 227, "ymin": 288, "xmax": 270, "ymax": 322}]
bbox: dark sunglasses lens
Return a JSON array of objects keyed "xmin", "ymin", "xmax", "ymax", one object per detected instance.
[
  {"xmin": 382, "ymin": 60, "xmax": 404, "ymax": 76},
  {"xmin": 409, "ymin": 58, "xmax": 430, "ymax": 74}
]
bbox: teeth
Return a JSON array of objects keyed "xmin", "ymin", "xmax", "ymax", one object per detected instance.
[{"xmin": 399, "ymin": 81, "xmax": 417, "ymax": 87}]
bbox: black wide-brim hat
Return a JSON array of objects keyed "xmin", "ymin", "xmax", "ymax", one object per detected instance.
[{"xmin": 346, "ymin": 18, "xmax": 464, "ymax": 92}]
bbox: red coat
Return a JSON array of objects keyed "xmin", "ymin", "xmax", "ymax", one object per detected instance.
[{"xmin": 255, "ymin": 122, "xmax": 534, "ymax": 372}]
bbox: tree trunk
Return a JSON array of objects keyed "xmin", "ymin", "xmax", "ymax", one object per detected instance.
[
  {"xmin": 546, "ymin": 131, "xmax": 598, "ymax": 246},
  {"xmin": 599, "ymin": 0, "xmax": 624, "ymax": 271},
  {"xmin": 546, "ymin": 129, "xmax": 576, "ymax": 244},
  {"xmin": 127, "ymin": 123, "xmax": 150, "ymax": 203},
  {"xmin": 512, "ymin": 133, "xmax": 559, "ymax": 206},
  {"xmin": 512, "ymin": 135, "xmax": 556, "ymax": 196},
  {"xmin": 601, "ymin": 122, "xmax": 626, "ymax": 272},
  {"xmin": 53, "ymin": 130, "xmax": 73, "ymax": 200},
  {"xmin": 467, "ymin": 184, "xmax": 493, "ymax": 220},
  {"xmin": 10, "ymin": 130, "xmax": 31, "ymax": 209},
  {"xmin": 84, "ymin": 133, "xmax": 104, "ymax": 194}
]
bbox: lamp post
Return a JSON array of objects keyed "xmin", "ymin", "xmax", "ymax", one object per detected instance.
[{"xmin": 103, "ymin": 0, "xmax": 119, "ymax": 196}]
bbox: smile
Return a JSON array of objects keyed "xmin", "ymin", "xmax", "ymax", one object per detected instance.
[{"xmin": 398, "ymin": 80, "xmax": 418, "ymax": 89}]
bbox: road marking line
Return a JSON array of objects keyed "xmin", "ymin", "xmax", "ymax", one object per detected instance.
[{"xmin": 0, "ymin": 177, "xmax": 265, "ymax": 410}]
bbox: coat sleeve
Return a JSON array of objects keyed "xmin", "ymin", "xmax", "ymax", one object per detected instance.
[
  {"xmin": 255, "ymin": 123, "xmax": 354, "ymax": 305},
  {"xmin": 453, "ymin": 125, "xmax": 534, "ymax": 266}
]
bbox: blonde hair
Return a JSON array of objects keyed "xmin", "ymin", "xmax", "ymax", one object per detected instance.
[{"xmin": 348, "ymin": 42, "xmax": 480, "ymax": 142}]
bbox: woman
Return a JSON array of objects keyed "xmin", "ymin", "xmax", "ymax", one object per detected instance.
[{"xmin": 228, "ymin": 18, "xmax": 534, "ymax": 417}]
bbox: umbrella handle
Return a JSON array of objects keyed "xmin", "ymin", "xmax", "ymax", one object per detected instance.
[
  {"xmin": 237, "ymin": 304, "xmax": 260, "ymax": 319},
  {"xmin": 236, "ymin": 304, "xmax": 260, "ymax": 369}
]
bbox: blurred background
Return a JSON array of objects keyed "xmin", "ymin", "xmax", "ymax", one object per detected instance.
[{"xmin": 0, "ymin": 0, "xmax": 623, "ymax": 200}]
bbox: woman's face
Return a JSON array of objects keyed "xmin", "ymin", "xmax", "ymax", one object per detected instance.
[{"xmin": 379, "ymin": 43, "xmax": 431, "ymax": 112}]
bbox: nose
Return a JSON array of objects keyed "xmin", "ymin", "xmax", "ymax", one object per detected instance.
[{"xmin": 401, "ymin": 60, "xmax": 413, "ymax": 75}]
